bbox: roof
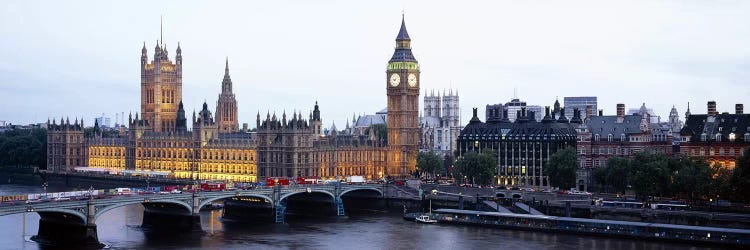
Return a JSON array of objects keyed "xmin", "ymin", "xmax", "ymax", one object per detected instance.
[
  {"xmin": 390, "ymin": 48, "xmax": 417, "ymax": 63},
  {"xmin": 355, "ymin": 115, "xmax": 386, "ymax": 128},
  {"xmin": 396, "ymin": 15, "xmax": 411, "ymax": 41},
  {"xmin": 420, "ymin": 116, "xmax": 441, "ymax": 127},
  {"xmin": 587, "ymin": 115, "xmax": 642, "ymax": 138},
  {"xmin": 680, "ymin": 113, "xmax": 750, "ymax": 142}
]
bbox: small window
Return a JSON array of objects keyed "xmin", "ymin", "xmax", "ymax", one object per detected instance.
[{"xmin": 715, "ymin": 134, "xmax": 721, "ymax": 142}]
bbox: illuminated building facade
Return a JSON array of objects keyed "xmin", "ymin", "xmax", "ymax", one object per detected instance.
[
  {"xmin": 49, "ymin": 17, "xmax": 419, "ymax": 181},
  {"xmin": 679, "ymin": 101, "xmax": 750, "ymax": 170}
]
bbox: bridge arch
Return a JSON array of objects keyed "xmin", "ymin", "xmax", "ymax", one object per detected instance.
[
  {"xmin": 339, "ymin": 187, "xmax": 384, "ymax": 198},
  {"xmin": 0, "ymin": 208, "xmax": 88, "ymax": 225},
  {"xmin": 95, "ymin": 199, "xmax": 192, "ymax": 220},
  {"xmin": 198, "ymin": 193, "xmax": 273, "ymax": 210},
  {"xmin": 278, "ymin": 190, "xmax": 336, "ymax": 205}
]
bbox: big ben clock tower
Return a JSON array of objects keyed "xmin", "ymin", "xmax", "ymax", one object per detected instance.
[{"xmin": 386, "ymin": 15, "xmax": 420, "ymax": 178}]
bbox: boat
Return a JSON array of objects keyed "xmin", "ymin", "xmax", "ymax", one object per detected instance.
[{"xmin": 415, "ymin": 215, "xmax": 438, "ymax": 224}]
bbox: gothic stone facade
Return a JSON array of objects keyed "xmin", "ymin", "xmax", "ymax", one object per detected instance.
[{"xmin": 49, "ymin": 17, "xmax": 420, "ymax": 181}]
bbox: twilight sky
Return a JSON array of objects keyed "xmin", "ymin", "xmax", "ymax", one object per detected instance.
[{"xmin": 1, "ymin": 1, "xmax": 749, "ymax": 128}]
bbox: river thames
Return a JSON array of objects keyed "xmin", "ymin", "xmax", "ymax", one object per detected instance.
[{"xmin": 0, "ymin": 184, "xmax": 730, "ymax": 250}]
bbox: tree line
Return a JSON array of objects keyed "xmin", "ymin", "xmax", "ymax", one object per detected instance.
[
  {"xmin": 594, "ymin": 148, "xmax": 750, "ymax": 203},
  {"xmin": 0, "ymin": 128, "xmax": 47, "ymax": 168}
]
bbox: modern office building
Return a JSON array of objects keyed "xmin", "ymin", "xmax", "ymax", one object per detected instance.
[{"xmin": 564, "ymin": 96, "xmax": 597, "ymax": 120}]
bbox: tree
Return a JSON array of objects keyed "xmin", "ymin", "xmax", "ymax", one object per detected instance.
[
  {"xmin": 0, "ymin": 128, "xmax": 47, "ymax": 168},
  {"xmin": 546, "ymin": 147, "xmax": 577, "ymax": 189},
  {"xmin": 417, "ymin": 151, "xmax": 443, "ymax": 178},
  {"xmin": 672, "ymin": 157, "xmax": 712, "ymax": 203},
  {"xmin": 711, "ymin": 163, "xmax": 733, "ymax": 202},
  {"xmin": 603, "ymin": 157, "xmax": 632, "ymax": 193},
  {"xmin": 731, "ymin": 147, "xmax": 750, "ymax": 202},
  {"xmin": 630, "ymin": 152, "xmax": 670, "ymax": 200},
  {"xmin": 454, "ymin": 151, "xmax": 496, "ymax": 186}
]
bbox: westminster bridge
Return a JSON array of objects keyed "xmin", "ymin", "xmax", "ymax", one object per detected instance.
[{"xmin": 0, "ymin": 184, "xmax": 401, "ymax": 247}]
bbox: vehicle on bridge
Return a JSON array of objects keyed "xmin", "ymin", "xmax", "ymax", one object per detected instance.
[
  {"xmin": 201, "ymin": 182, "xmax": 226, "ymax": 191},
  {"xmin": 345, "ymin": 176, "xmax": 365, "ymax": 185},
  {"xmin": 266, "ymin": 177, "xmax": 290, "ymax": 187},
  {"xmin": 116, "ymin": 188, "xmax": 133, "ymax": 195},
  {"xmin": 296, "ymin": 176, "xmax": 321, "ymax": 185}
]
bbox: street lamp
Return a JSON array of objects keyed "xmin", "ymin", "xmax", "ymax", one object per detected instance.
[{"xmin": 42, "ymin": 182, "xmax": 48, "ymax": 200}]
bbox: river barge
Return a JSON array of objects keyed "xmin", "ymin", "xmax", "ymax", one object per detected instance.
[{"xmin": 404, "ymin": 209, "xmax": 750, "ymax": 246}]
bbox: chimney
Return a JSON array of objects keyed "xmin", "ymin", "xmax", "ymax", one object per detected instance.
[
  {"xmin": 616, "ymin": 103, "xmax": 625, "ymax": 117},
  {"xmin": 242, "ymin": 123, "xmax": 248, "ymax": 132},
  {"xmin": 598, "ymin": 109, "xmax": 603, "ymax": 116},
  {"xmin": 708, "ymin": 101, "xmax": 717, "ymax": 116},
  {"xmin": 736, "ymin": 104, "xmax": 744, "ymax": 114},
  {"xmin": 585, "ymin": 105, "xmax": 593, "ymax": 119},
  {"xmin": 472, "ymin": 108, "xmax": 478, "ymax": 118}
]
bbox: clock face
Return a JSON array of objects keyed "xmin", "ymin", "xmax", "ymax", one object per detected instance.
[
  {"xmin": 408, "ymin": 73, "xmax": 417, "ymax": 87},
  {"xmin": 390, "ymin": 73, "xmax": 400, "ymax": 87}
]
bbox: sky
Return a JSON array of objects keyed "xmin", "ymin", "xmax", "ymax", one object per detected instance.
[{"xmin": 1, "ymin": 0, "xmax": 749, "ymax": 128}]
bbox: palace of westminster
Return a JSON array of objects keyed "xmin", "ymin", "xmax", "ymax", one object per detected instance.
[
  {"xmin": 46, "ymin": 16, "xmax": 749, "ymax": 188},
  {"xmin": 47, "ymin": 17, "xmax": 425, "ymax": 182}
]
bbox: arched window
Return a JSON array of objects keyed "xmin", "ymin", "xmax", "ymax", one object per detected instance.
[
  {"xmin": 607, "ymin": 134, "xmax": 613, "ymax": 142},
  {"xmin": 620, "ymin": 134, "xmax": 626, "ymax": 141},
  {"xmin": 715, "ymin": 133, "xmax": 722, "ymax": 142}
]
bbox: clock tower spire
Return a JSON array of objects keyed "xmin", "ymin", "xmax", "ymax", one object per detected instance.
[{"xmin": 386, "ymin": 14, "xmax": 420, "ymax": 178}]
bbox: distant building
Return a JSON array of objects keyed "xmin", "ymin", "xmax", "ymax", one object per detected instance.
[
  {"xmin": 486, "ymin": 98, "xmax": 542, "ymax": 122},
  {"xmin": 679, "ymin": 101, "xmax": 749, "ymax": 170},
  {"xmin": 419, "ymin": 89, "xmax": 461, "ymax": 156},
  {"xmin": 564, "ymin": 97, "xmax": 597, "ymax": 119},
  {"xmin": 628, "ymin": 103, "xmax": 660, "ymax": 123},
  {"xmin": 95, "ymin": 114, "xmax": 111, "ymax": 128}
]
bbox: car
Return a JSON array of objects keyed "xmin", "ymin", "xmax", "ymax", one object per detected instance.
[
  {"xmin": 170, "ymin": 189, "xmax": 182, "ymax": 194},
  {"xmin": 158, "ymin": 191, "xmax": 170, "ymax": 195},
  {"xmin": 54, "ymin": 197, "xmax": 71, "ymax": 201}
]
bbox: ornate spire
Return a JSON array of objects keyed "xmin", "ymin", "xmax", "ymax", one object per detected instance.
[
  {"xmin": 221, "ymin": 57, "xmax": 232, "ymax": 93},
  {"xmin": 396, "ymin": 13, "xmax": 411, "ymax": 41}
]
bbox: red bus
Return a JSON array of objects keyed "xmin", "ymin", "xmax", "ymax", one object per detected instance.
[
  {"xmin": 201, "ymin": 182, "xmax": 226, "ymax": 191},
  {"xmin": 266, "ymin": 177, "xmax": 290, "ymax": 187}
]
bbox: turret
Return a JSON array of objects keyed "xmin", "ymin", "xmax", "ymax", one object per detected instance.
[
  {"xmin": 176, "ymin": 42, "xmax": 182, "ymax": 65},
  {"xmin": 141, "ymin": 42, "xmax": 148, "ymax": 67}
]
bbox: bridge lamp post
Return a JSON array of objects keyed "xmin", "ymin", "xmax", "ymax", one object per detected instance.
[
  {"xmin": 429, "ymin": 189, "xmax": 438, "ymax": 214},
  {"xmin": 42, "ymin": 182, "xmax": 48, "ymax": 200}
]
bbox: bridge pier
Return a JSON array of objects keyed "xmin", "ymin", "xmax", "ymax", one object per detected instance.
[
  {"xmin": 141, "ymin": 201, "xmax": 201, "ymax": 232},
  {"xmin": 31, "ymin": 204, "xmax": 100, "ymax": 248}
]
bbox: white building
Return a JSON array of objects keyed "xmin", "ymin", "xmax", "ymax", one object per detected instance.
[{"xmin": 420, "ymin": 89, "xmax": 461, "ymax": 156}]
